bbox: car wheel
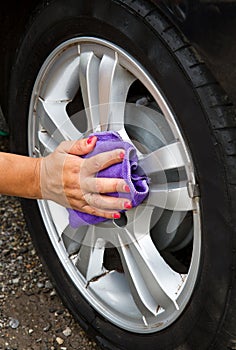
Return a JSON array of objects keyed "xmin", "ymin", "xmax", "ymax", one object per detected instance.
[{"xmin": 8, "ymin": 0, "xmax": 236, "ymax": 349}]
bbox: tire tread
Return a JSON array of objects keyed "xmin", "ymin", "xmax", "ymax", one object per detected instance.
[{"xmin": 124, "ymin": 0, "xmax": 236, "ymax": 189}]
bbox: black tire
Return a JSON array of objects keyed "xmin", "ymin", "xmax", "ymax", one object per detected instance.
[{"xmin": 8, "ymin": 0, "xmax": 236, "ymax": 349}]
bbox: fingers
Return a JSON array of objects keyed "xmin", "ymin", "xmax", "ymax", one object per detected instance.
[
  {"xmin": 69, "ymin": 198, "xmax": 127, "ymax": 220},
  {"xmin": 67, "ymin": 194, "xmax": 129, "ymax": 220},
  {"xmin": 57, "ymin": 136, "xmax": 97, "ymax": 156},
  {"xmin": 83, "ymin": 193, "xmax": 132, "ymax": 211},
  {"xmin": 84, "ymin": 149, "xmax": 125, "ymax": 175},
  {"xmin": 82, "ymin": 178, "xmax": 130, "ymax": 194},
  {"xmin": 65, "ymin": 182, "xmax": 132, "ymax": 216},
  {"xmin": 74, "ymin": 203, "xmax": 122, "ymax": 220},
  {"xmin": 80, "ymin": 206, "xmax": 122, "ymax": 220}
]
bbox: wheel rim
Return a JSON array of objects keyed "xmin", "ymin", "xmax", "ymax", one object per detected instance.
[{"xmin": 28, "ymin": 37, "xmax": 201, "ymax": 333}]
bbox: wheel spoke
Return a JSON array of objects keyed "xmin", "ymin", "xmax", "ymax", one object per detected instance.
[
  {"xmin": 62, "ymin": 224, "xmax": 88, "ymax": 256},
  {"xmin": 117, "ymin": 229, "xmax": 183, "ymax": 316},
  {"xmin": 38, "ymin": 130, "xmax": 58, "ymax": 155},
  {"xmin": 98, "ymin": 53, "xmax": 135, "ymax": 131},
  {"xmin": 139, "ymin": 142, "xmax": 187, "ymax": 175},
  {"xmin": 37, "ymin": 98, "xmax": 82, "ymax": 142},
  {"xmin": 79, "ymin": 51, "xmax": 100, "ymax": 131},
  {"xmin": 75, "ymin": 226, "xmax": 106, "ymax": 281},
  {"xmin": 148, "ymin": 181, "xmax": 194, "ymax": 211},
  {"xmin": 40, "ymin": 47, "xmax": 80, "ymax": 102},
  {"xmin": 124, "ymin": 104, "xmax": 172, "ymax": 146}
]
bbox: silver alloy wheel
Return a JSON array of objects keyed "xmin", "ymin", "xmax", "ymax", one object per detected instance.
[{"xmin": 28, "ymin": 37, "xmax": 201, "ymax": 333}]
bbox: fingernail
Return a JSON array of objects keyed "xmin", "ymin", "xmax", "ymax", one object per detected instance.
[
  {"xmin": 124, "ymin": 185, "xmax": 130, "ymax": 193},
  {"xmin": 87, "ymin": 136, "xmax": 94, "ymax": 145},
  {"xmin": 124, "ymin": 202, "xmax": 132, "ymax": 209},
  {"xmin": 120, "ymin": 152, "xmax": 125, "ymax": 160},
  {"xmin": 113, "ymin": 213, "xmax": 121, "ymax": 219}
]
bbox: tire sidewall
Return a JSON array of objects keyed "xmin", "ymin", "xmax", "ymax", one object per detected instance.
[{"xmin": 9, "ymin": 0, "xmax": 233, "ymax": 349}]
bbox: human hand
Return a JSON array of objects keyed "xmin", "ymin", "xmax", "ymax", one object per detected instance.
[{"xmin": 39, "ymin": 136, "xmax": 132, "ymax": 219}]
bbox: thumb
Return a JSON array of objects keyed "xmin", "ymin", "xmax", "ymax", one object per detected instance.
[{"xmin": 57, "ymin": 136, "xmax": 97, "ymax": 156}]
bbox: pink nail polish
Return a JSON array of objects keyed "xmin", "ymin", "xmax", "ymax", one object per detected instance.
[
  {"xmin": 124, "ymin": 202, "xmax": 132, "ymax": 209},
  {"xmin": 124, "ymin": 185, "xmax": 130, "ymax": 193},
  {"xmin": 113, "ymin": 213, "xmax": 121, "ymax": 219},
  {"xmin": 120, "ymin": 152, "xmax": 125, "ymax": 160},
  {"xmin": 87, "ymin": 136, "xmax": 94, "ymax": 145}
]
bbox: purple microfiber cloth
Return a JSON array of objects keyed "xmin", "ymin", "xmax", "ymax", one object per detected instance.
[{"xmin": 67, "ymin": 131, "xmax": 149, "ymax": 228}]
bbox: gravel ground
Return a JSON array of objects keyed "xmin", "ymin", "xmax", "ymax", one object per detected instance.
[{"xmin": 1, "ymin": 4, "xmax": 236, "ymax": 350}]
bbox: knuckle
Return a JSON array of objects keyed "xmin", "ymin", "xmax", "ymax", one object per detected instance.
[
  {"xmin": 84, "ymin": 192, "xmax": 99, "ymax": 207},
  {"xmin": 113, "ymin": 180, "xmax": 120, "ymax": 192},
  {"xmin": 60, "ymin": 140, "xmax": 67, "ymax": 149},
  {"xmin": 89, "ymin": 207, "xmax": 97, "ymax": 216},
  {"xmin": 93, "ymin": 160, "xmax": 102, "ymax": 172},
  {"xmin": 63, "ymin": 154, "xmax": 73, "ymax": 166},
  {"xmin": 72, "ymin": 162, "xmax": 81, "ymax": 174},
  {"xmin": 108, "ymin": 151, "xmax": 117, "ymax": 163},
  {"xmin": 117, "ymin": 198, "xmax": 125, "ymax": 209},
  {"xmin": 83, "ymin": 193, "xmax": 90, "ymax": 204},
  {"xmin": 95, "ymin": 180, "xmax": 104, "ymax": 193},
  {"xmin": 92, "ymin": 194, "xmax": 100, "ymax": 207},
  {"xmin": 85, "ymin": 157, "xmax": 100, "ymax": 173},
  {"xmin": 75, "ymin": 141, "xmax": 84, "ymax": 153}
]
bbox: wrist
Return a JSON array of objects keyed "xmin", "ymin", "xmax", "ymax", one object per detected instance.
[{"xmin": 33, "ymin": 157, "xmax": 43, "ymax": 199}]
